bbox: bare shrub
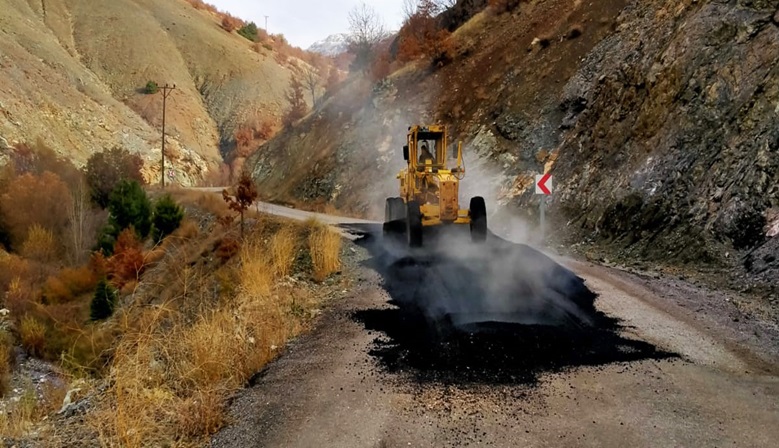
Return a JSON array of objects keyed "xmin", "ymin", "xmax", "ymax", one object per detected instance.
[
  {"xmin": 283, "ymin": 75, "xmax": 308, "ymax": 127},
  {"xmin": 396, "ymin": 1, "xmax": 456, "ymax": 66},
  {"xmin": 221, "ymin": 15, "xmax": 242, "ymax": 32},
  {"xmin": 20, "ymin": 224, "xmax": 58, "ymax": 264},
  {"xmin": 42, "ymin": 266, "xmax": 98, "ymax": 304},
  {"xmin": 0, "ymin": 171, "xmax": 72, "ymax": 248},
  {"xmin": 216, "ymin": 237, "xmax": 240, "ymax": 262},
  {"xmin": 109, "ymin": 229, "xmax": 146, "ymax": 287}
]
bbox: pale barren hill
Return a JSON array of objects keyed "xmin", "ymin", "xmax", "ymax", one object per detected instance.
[{"xmin": 0, "ymin": 0, "xmax": 312, "ymax": 184}]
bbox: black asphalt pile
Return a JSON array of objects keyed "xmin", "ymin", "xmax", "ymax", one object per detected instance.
[
  {"xmin": 342, "ymin": 223, "xmax": 676, "ymax": 385},
  {"xmin": 351, "ymin": 222, "xmax": 602, "ymax": 327},
  {"xmin": 354, "ymin": 308, "xmax": 674, "ymax": 385}
]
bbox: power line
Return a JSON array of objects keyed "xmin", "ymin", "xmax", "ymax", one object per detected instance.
[{"xmin": 159, "ymin": 83, "xmax": 176, "ymax": 188}]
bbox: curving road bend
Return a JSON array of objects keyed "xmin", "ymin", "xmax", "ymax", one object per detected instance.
[{"xmin": 203, "ymin": 195, "xmax": 779, "ymax": 448}]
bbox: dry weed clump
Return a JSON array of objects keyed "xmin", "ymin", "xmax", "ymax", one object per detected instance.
[
  {"xmin": 240, "ymin": 237, "xmax": 274, "ymax": 298},
  {"xmin": 19, "ymin": 315, "xmax": 46, "ymax": 358},
  {"xmin": 270, "ymin": 226, "xmax": 297, "ymax": 278},
  {"xmin": 307, "ymin": 221, "xmax": 342, "ymax": 282}
]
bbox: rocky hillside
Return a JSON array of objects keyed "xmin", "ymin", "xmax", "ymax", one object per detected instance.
[
  {"xmin": 248, "ymin": 0, "xmax": 778, "ymax": 292},
  {"xmin": 0, "ymin": 0, "xmax": 320, "ymax": 184}
]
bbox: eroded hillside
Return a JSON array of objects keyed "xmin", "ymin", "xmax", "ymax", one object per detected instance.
[
  {"xmin": 0, "ymin": 0, "xmax": 321, "ymax": 184},
  {"xmin": 248, "ymin": 0, "xmax": 779, "ymax": 292}
]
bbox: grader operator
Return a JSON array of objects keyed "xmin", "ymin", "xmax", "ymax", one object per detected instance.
[{"xmin": 384, "ymin": 124, "xmax": 487, "ymax": 247}]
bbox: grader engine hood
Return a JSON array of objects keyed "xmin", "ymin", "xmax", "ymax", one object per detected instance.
[{"xmin": 433, "ymin": 173, "xmax": 459, "ymax": 222}]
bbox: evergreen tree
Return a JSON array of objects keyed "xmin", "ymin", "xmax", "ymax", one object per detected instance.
[
  {"xmin": 108, "ymin": 180, "xmax": 153, "ymax": 240},
  {"xmin": 90, "ymin": 278, "xmax": 117, "ymax": 321},
  {"xmin": 152, "ymin": 194, "xmax": 184, "ymax": 242}
]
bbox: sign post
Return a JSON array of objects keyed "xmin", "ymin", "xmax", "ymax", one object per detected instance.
[{"xmin": 535, "ymin": 173, "xmax": 553, "ymax": 244}]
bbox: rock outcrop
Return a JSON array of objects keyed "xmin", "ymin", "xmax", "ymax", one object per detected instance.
[{"xmin": 550, "ymin": 0, "xmax": 779, "ymax": 265}]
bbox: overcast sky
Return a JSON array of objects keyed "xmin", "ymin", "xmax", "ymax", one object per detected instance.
[{"xmin": 208, "ymin": 0, "xmax": 406, "ymax": 49}]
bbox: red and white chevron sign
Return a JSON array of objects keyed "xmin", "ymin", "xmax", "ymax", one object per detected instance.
[{"xmin": 535, "ymin": 173, "xmax": 553, "ymax": 195}]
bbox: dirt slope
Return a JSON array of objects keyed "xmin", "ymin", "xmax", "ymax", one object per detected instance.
[
  {"xmin": 247, "ymin": 0, "xmax": 778, "ymax": 293},
  {"xmin": 0, "ymin": 0, "xmax": 312, "ymax": 184}
]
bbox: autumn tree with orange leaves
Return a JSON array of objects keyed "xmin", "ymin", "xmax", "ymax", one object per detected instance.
[
  {"xmin": 397, "ymin": 0, "xmax": 456, "ymax": 66},
  {"xmin": 222, "ymin": 171, "xmax": 258, "ymax": 238}
]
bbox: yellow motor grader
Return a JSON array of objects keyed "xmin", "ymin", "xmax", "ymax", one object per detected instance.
[{"xmin": 384, "ymin": 124, "xmax": 487, "ymax": 247}]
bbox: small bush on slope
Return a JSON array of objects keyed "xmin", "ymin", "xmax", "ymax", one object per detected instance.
[{"xmin": 152, "ymin": 195, "xmax": 184, "ymax": 243}]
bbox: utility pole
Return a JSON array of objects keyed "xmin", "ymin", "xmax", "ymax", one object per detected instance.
[
  {"xmin": 264, "ymin": 15, "xmax": 269, "ymax": 32},
  {"xmin": 160, "ymin": 83, "xmax": 176, "ymax": 188}
]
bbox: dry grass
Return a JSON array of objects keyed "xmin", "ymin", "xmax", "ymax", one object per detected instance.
[
  {"xmin": 0, "ymin": 330, "xmax": 12, "ymax": 397},
  {"xmin": 0, "ymin": 382, "xmax": 41, "ymax": 438},
  {"xmin": 307, "ymin": 221, "xmax": 342, "ymax": 282},
  {"xmin": 92, "ymin": 221, "xmax": 339, "ymax": 446},
  {"xmin": 19, "ymin": 315, "xmax": 46, "ymax": 358},
  {"xmin": 174, "ymin": 219, "xmax": 200, "ymax": 240},
  {"xmin": 164, "ymin": 189, "xmax": 231, "ymax": 217},
  {"xmin": 270, "ymin": 226, "xmax": 297, "ymax": 278}
]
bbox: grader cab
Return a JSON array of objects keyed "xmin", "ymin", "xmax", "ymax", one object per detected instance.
[{"xmin": 384, "ymin": 124, "xmax": 487, "ymax": 247}]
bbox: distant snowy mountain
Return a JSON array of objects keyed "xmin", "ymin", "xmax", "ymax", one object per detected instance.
[{"xmin": 307, "ymin": 33, "xmax": 349, "ymax": 57}]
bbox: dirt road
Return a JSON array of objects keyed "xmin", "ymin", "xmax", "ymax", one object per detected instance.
[{"xmin": 208, "ymin": 203, "xmax": 779, "ymax": 448}]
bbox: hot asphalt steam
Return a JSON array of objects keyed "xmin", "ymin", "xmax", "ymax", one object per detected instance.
[{"xmin": 342, "ymin": 223, "xmax": 676, "ymax": 385}]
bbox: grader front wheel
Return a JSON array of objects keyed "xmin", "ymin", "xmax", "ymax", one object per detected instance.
[
  {"xmin": 407, "ymin": 200, "xmax": 423, "ymax": 248},
  {"xmin": 470, "ymin": 196, "xmax": 487, "ymax": 243}
]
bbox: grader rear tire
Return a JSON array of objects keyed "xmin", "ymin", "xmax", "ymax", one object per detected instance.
[
  {"xmin": 470, "ymin": 196, "xmax": 487, "ymax": 243},
  {"xmin": 384, "ymin": 197, "xmax": 405, "ymax": 222},
  {"xmin": 407, "ymin": 201, "xmax": 423, "ymax": 248}
]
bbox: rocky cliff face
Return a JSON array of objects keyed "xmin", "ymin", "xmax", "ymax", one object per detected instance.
[
  {"xmin": 249, "ymin": 0, "xmax": 778, "ymax": 292},
  {"xmin": 548, "ymin": 0, "xmax": 779, "ymax": 267}
]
